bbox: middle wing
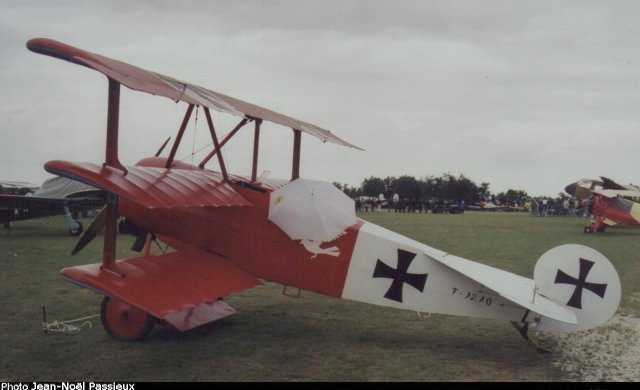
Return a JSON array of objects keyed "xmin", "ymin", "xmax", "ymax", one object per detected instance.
[{"xmin": 45, "ymin": 160, "xmax": 252, "ymax": 210}]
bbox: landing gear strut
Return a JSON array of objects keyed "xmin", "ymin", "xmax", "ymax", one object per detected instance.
[
  {"xmin": 511, "ymin": 310, "xmax": 549, "ymax": 353},
  {"xmin": 584, "ymin": 217, "xmax": 606, "ymax": 234},
  {"xmin": 101, "ymin": 296, "xmax": 155, "ymax": 341}
]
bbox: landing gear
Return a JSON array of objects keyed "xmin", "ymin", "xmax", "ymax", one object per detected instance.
[
  {"xmin": 68, "ymin": 220, "xmax": 83, "ymax": 236},
  {"xmin": 511, "ymin": 310, "xmax": 549, "ymax": 353},
  {"xmin": 100, "ymin": 296, "xmax": 155, "ymax": 341},
  {"xmin": 584, "ymin": 217, "xmax": 606, "ymax": 234}
]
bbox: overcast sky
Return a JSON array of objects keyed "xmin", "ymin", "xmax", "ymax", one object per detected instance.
[{"xmin": 2, "ymin": 0, "xmax": 640, "ymax": 196}]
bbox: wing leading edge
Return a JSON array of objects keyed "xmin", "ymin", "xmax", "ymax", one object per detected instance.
[
  {"xmin": 61, "ymin": 249, "xmax": 261, "ymax": 331},
  {"xmin": 45, "ymin": 160, "xmax": 252, "ymax": 210},
  {"xmin": 27, "ymin": 38, "xmax": 362, "ymax": 150}
]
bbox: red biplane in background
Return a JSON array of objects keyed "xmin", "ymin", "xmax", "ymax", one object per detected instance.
[
  {"xmin": 26, "ymin": 38, "xmax": 622, "ymax": 346},
  {"xmin": 565, "ymin": 177, "xmax": 640, "ymax": 233}
]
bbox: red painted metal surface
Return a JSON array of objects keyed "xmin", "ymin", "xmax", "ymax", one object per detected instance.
[
  {"xmin": 61, "ymin": 250, "xmax": 261, "ymax": 322},
  {"xmin": 44, "ymin": 161, "xmax": 252, "ymax": 209},
  {"xmin": 26, "ymin": 38, "xmax": 361, "ymax": 150}
]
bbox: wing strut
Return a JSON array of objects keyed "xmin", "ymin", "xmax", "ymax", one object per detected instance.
[
  {"xmin": 102, "ymin": 193, "xmax": 123, "ymax": 277},
  {"xmin": 251, "ymin": 119, "xmax": 262, "ymax": 182},
  {"xmin": 198, "ymin": 117, "xmax": 249, "ymax": 169},
  {"xmin": 105, "ymin": 78, "xmax": 126, "ymax": 173},
  {"xmin": 292, "ymin": 129, "xmax": 301, "ymax": 180},
  {"xmin": 203, "ymin": 107, "xmax": 229, "ymax": 181},
  {"xmin": 165, "ymin": 104, "xmax": 195, "ymax": 168}
]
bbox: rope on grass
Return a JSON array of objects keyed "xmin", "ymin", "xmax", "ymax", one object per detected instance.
[{"xmin": 41, "ymin": 306, "xmax": 99, "ymax": 335}]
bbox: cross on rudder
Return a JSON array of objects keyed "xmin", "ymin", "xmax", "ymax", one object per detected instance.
[{"xmin": 555, "ymin": 258, "xmax": 607, "ymax": 309}]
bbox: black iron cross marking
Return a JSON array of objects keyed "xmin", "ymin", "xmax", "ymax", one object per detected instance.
[
  {"xmin": 554, "ymin": 258, "xmax": 607, "ymax": 309},
  {"xmin": 373, "ymin": 249, "xmax": 428, "ymax": 303}
]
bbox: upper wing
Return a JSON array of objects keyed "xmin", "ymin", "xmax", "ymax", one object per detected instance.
[
  {"xmin": 45, "ymin": 160, "xmax": 252, "ymax": 210},
  {"xmin": 425, "ymin": 250, "xmax": 577, "ymax": 324},
  {"xmin": 61, "ymin": 249, "xmax": 261, "ymax": 331},
  {"xmin": 27, "ymin": 38, "xmax": 362, "ymax": 151},
  {"xmin": 593, "ymin": 188, "xmax": 640, "ymax": 199},
  {"xmin": 600, "ymin": 176, "xmax": 628, "ymax": 190}
]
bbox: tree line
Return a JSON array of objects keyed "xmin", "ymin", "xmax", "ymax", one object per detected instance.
[{"xmin": 334, "ymin": 174, "xmax": 529, "ymax": 206}]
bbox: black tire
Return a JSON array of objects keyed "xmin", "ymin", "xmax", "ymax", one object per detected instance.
[
  {"xmin": 68, "ymin": 220, "xmax": 83, "ymax": 236},
  {"xmin": 584, "ymin": 226, "xmax": 593, "ymax": 234}
]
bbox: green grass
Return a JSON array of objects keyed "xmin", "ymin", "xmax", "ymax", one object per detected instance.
[{"xmin": 1, "ymin": 212, "xmax": 639, "ymax": 381}]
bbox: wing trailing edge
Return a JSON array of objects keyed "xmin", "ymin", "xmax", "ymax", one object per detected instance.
[{"xmin": 27, "ymin": 37, "xmax": 362, "ymax": 150}]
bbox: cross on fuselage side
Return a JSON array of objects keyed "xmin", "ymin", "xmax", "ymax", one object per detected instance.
[
  {"xmin": 554, "ymin": 257, "xmax": 607, "ymax": 309},
  {"xmin": 373, "ymin": 249, "xmax": 428, "ymax": 303}
]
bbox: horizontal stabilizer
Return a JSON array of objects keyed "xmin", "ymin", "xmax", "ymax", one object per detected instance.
[
  {"xmin": 45, "ymin": 160, "xmax": 252, "ymax": 210},
  {"xmin": 425, "ymin": 250, "xmax": 577, "ymax": 325},
  {"xmin": 61, "ymin": 249, "xmax": 261, "ymax": 331}
]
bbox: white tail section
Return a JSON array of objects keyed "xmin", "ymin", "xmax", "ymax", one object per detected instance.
[{"xmin": 533, "ymin": 244, "xmax": 621, "ymax": 332}]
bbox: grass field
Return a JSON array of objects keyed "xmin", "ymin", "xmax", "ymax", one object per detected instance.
[{"xmin": 1, "ymin": 212, "xmax": 639, "ymax": 381}]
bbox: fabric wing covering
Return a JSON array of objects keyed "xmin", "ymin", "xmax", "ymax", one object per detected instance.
[
  {"xmin": 27, "ymin": 38, "xmax": 362, "ymax": 150},
  {"xmin": 45, "ymin": 160, "xmax": 252, "ymax": 210},
  {"xmin": 61, "ymin": 249, "xmax": 261, "ymax": 331}
]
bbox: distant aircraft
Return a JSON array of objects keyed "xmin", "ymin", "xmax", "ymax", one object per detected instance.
[
  {"xmin": 565, "ymin": 176, "xmax": 640, "ymax": 233},
  {"xmin": 1, "ymin": 176, "xmax": 105, "ymax": 235},
  {"xmin": 0, "ymin": 180, "xmax": 39, "ymax": 195},
  {"xmin": 25, "ymin": 38, "xmax": 622, "ymax": 349}
]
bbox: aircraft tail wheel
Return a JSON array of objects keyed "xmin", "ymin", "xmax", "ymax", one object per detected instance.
[
  {"xmin": 101, "ymin": 296, "xmax": 155, "ymax": 341},
  {"xmin": 69, "ymin": 220, "xmax": 83, "ymax": 236},
  {"xmin": 584, "ymin": 226, "xmax": 593, "ymax": 234}
]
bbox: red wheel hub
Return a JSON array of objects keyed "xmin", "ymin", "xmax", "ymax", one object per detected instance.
[{"xmin": 101, "ymin": 296, "xmax": 154, "ymax": 341}]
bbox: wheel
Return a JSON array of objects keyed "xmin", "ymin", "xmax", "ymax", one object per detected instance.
[
  {"xmin": 68, "ymin": 220, "xmax": 83, "ymax": 236},
  {"xmin": 100, "ymin": 296, "xmax": 155, "ymax": 341},
  {"xmin": 584, "ymin": 226, "xmax": 593, "ymax": 234}
]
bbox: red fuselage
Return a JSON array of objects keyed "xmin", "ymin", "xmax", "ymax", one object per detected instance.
[
  {"xmin": 591, "ymin": 195, "xmax": 640, "ymax": 227},
  {"xmin": 119, "ymin": 157, "xmax": 363, "ymax": 299}
]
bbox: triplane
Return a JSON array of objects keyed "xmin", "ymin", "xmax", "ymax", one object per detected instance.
[
  {"xmin": 566, "ymin": 177, "xmax": 640, "ymax": 233},
  {"xmin": 28, "ymin": 38, "xmax": 621, "ymax": 345}
]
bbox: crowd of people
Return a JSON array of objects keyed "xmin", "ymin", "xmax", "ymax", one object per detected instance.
[
  {"xmin": 529, "ymin": 197, "xmax": 590, "ymax": 217},
  {"xmin": 355, "ymin": 197, "xmax": 466, "ymax": 214}
]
